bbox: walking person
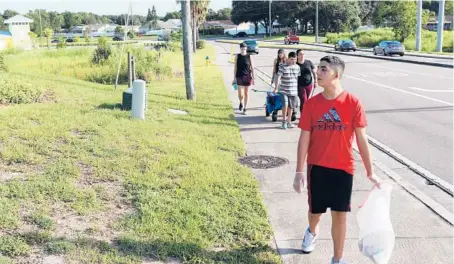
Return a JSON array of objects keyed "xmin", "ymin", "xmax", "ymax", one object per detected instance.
[
  {"xmin": 271, "ymin": 49, "xmax": 286, "ymax": 87},
  {"xmin": 294, "ymin": 55, "xmax": 381, "ymax": 264},
  {"xmin": 296, "ymin": 49, "xmax": 317, "ymax": 116},
  {"xmin": 232, "ymin": 42, "xmax": 255, "ymax": 115},
  {"xmin": 273, "ymin": 51, "xmax": 300, "ymax": 129}
]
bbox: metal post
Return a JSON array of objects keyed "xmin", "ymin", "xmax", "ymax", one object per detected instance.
[
  {"xmin": 315, "ymin": 0, "xmax": 319, "ymax": 44},
  {"xmin": 436, "ymin": 0, "xmax": 445, "ymax": 52},
  {"xmin": 132, "ymin": 56, "xmax": 136, "ymax": 81},
  {"xmin": 181, "ymin": 0, "xmax": 195, "ymax": 100},
  {"xmin": 269, "ymin": 0, "xmax": 272, "ymax": 37},
  {"xmin": 127, "ymin": 52, "xmax": 132, "ymax": 88},
  {"xmin": 416, "ymin": 0, "xmax": 422, "ymax": 51}
]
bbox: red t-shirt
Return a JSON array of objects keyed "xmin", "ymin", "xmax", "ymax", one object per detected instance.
[{"xmin": 298, "ymin": 90, "xmax": 367, "ymax": 175}]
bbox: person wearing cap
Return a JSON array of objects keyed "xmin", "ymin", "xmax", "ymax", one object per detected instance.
[{"xmin": 232, "ymin": 42, "xmax": 255, "ymax": 115}]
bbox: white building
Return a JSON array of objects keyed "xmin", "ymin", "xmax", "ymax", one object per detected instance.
[{"xmin": 2, "ymin": 15, "xmax": 33, "ymax": 50}]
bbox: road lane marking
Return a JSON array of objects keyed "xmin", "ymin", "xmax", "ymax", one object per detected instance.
[
  {"xmin": 358, "ymin": 71, "xmax": 409, "ymax": 78},
  {"xmin": 409, "ymin": 87, "xmax": 454, "ymax": 93},
  {"xmin": 373, "ymin": 65, "xmax": 453, "ymax": 79},
  {"xmin": 344, "ymin": 74, "xmax": 454, "ymax": 106}
]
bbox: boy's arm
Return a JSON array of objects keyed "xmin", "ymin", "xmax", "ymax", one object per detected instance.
[
  {"xmin": 273, "ymin": 74, "xmax": 281, "ymax": 93},
  {"xmin": 294, "ymin": 130, "xmax": 310, "ymax": 193},
  {"xmin": 355, "ymin": 127, "xmax": 381, "ymax": 186},
  {"xmin": 232, "ymin": 55, "xmax": 237, "ymax": 83}
]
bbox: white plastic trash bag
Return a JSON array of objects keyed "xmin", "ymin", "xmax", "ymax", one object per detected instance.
[{"xmin": 357, "ymin": 181, "xmax": 395, "ymax": 264}]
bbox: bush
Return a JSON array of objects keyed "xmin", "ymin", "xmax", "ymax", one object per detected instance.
[
  {"xmin": 0, "ymin": 73, "xmax": 45, "ymax": 104},
  {"xmin": 73, "ymin": 35, "xmax": 80, "ymax": 43},
  {"xmin": 0, "ymin": 53, "xmax": 7, "ymax": 73},
  {"xmin": 196, "ymin": 40, "xmax": 206, "ymax": 49},
  {"xmin": 91, "ymin": 37, "xmax": 112, "ymax": 65},
  {"xmin": 57, "ymin": 36, "xmax": 66, "ymax": 49}
]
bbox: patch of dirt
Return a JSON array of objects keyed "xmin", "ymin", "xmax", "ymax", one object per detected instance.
[
  {"xmin": 38, "ymin": 89, "xmax": 57, "ymax": 104},
  {"xmin": 0, "ymin": 162, "xmax": 43, "ymax": 182},
  {"xmin": 52, "ymin": 181, "xmax": 134, "ymax": 243},
  {"xmin": 75, "ymin": 161, "xmax": 93, "ymax": 185}
]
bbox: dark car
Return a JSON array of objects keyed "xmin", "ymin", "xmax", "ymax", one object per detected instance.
[
  {"xmin": 235, "ymin": 32, "xmax": 248, "ymax": 38},
  {"xmin": 65, "ymin": 38, "xmax": 74, "ymax": 43},
  {"xmin": 244, "ymin": 39, "xmax": 259, "ymax": 54},
  {"xmin": 113, "ymin": 35, "xmax": 125, "ymax": 41},
  {"xmin": 334, "ymin": 39, "xmax": 356, "ymax": 52},
  {"xmin": 373, "ymin": 41, "xmax": 405, "ymax": 56}
]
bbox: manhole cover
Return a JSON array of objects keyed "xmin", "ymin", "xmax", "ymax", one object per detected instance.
[{"xmin": 238, "ymin": 155, "xmax": 288, "ymax": 169}]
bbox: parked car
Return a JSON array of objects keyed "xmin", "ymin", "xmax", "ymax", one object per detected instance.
[
  {"xmin": 235, "ymin": 32, "xmax": 248, "ymax": 38},
  {"xmin": 334, "ymin": 39, "xmax": 356, "ymax": 52},
  {"xmin": 373, "ymin": 41, "xmax": 405, "ymax": 56},
  {"xmin": 244, "ymin": 39, "xmax": 259, "ymax": 54},
  {"xmin": 65, "ymin": 38, "xmax": 74, "ymax": 43},
  {"xmin": 284, "ymin": 34, "xmax": 299, "ymax": 45},
  {"xmin": 113, "ymin": 35, "xmax": 125, "ymax": 41}
]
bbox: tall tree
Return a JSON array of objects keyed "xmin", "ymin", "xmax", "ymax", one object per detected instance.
[
  {"xmin": 151, "ymin": 5, "xmax": 159, "ymax": 28},
  {"xmin": 358, "ymin": 1, "xmax": 380, "ymax": 24},
  {"xmin": 190, "ymin": 0, "xmax": 210, "ymax": 52},
  {"xmin": 216, "ymin": 8, "xmax": 231, "ymax": 20},
  {"xmin": 146, "ymin": 8, "xmax": 152, "ymax": 21},
  {"xmin": 3, "ymin": 10, "xmax": 18, "ymax": 19},
  {"xmin": 374, "ymin": 1, "xmax": 417, "ymax": 42},
  {"xmin": 163, "ymin": 11, "xmax": 181, "ymax": 20}
]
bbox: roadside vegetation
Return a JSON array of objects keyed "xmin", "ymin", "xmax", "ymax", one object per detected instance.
[{"xmin": 0, "ymin": 40, "xmax": 281, "ymax": 263}]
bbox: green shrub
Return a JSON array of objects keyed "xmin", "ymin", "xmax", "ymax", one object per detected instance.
[
  {"xmin": 0, "ymin": 73, "xmax": 45, "ymax": 104},
  {"xmin": 196, "ymin": 40, "xmax": 206, "ymax": 49},
  {"xmin": 91, "ymin": 37, "xmax": 112, "ymax": 65},
  {"xmin": 0, "ymin": 53, "xmax": 7, "ymax": 73},
  {"xmin": 74, "ymin": 35, "xmax": 80, "ymax": 43},
  {"xmin": 0, "ymin": 236, "xmax": 31, "ymax": 257},
  {"xmin": 45, "ymin": 240, "xmax": 75, "ymax": 254},
  {"xmin": 57, "ymin": 36, "xmax": 66, "ymax": 49}
]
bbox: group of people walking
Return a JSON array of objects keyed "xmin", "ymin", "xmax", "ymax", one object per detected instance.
[
  {"xmin": 232, "ymin": 42, "xmax": 317, "ymax": 129},
  {"xmin": 231, "ymin": 41, "xmax": 382, "ymax": 264}
]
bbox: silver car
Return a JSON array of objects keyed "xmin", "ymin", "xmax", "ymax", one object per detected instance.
[{"xmin": 373, "ymin": 41, "xmax": 405, "ymax": 56}]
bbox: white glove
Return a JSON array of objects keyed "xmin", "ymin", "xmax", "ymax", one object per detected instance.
[{"xmin": 293, "ymin": 172, "xmax": 306, "ymax": 194}]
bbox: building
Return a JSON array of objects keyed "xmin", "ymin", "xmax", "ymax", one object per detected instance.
[{"xmin": 2, "ymin": 15, "xmax": 33, "ymax": 50}]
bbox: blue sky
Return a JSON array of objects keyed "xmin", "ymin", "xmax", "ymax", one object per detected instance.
[{"xmin": 0, "ymin": 0, "xmax": 232, "ymax": 16}]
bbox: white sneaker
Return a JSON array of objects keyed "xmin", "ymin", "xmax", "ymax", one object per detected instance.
[
  {"xmin": 330, "ymin": 257, "xmax": 348, "ymax": 264},
  {"xmin": 302, "ymin": 227, "xmax": 317, "ymax": 253}
]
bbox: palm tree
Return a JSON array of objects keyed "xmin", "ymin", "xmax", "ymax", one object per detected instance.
[{"xmin": 190, "ymin": 0, "xmax": 210, "ymax": 53}]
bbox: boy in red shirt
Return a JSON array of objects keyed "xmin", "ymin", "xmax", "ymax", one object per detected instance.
[{"xmin": 294, "ymin": 56, "xmax": 381, "ymax": 264}]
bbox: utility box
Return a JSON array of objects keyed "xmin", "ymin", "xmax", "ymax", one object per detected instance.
[
  {"xmin": 122, "ymin": 87, "xmax": 133, "ymax": 111},
  {"xmin": 131, "ymin": 80, "xmax": 147, "ymax": 120}
]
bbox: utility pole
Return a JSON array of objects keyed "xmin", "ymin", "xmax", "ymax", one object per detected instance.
[
  {"xmin": 181, "ymin": 0, "xmax": 195, "ymax": 100},
  {"xmin": 269, "ymin": 0, "xmax": 272, "ymax": 38},
  {"xmin": 315, "ymin": 0, "xmax": 319, "ymax": 44},
  {"xmin": 436, "ymin": 0, "xmax": 445, "ymax": 52},
  {"xmin": 416, "ymin": 0, "xmax": 422, "ymax": 51}
]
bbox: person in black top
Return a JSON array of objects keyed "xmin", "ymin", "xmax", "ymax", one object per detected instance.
[
  {"xmin": 233, "ymin": 42, "xmax": 255, "ymax": 115},
  {"xmin": 296, "ymin": 49, "xmax": 317, "ymax": 115}
]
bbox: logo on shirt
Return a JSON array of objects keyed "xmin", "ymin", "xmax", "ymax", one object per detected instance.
[{"xmin": 314, "ymin": 107, "xmax": 347, "ymax": 131}]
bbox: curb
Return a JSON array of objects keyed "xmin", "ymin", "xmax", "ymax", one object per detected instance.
[
  {"xmin": 216, "ymin": 40, "xmax": 453, "ymax": 68},
  {"xmin": 368, "ymin": 136, "xmax": 454, "ymax": 196}
]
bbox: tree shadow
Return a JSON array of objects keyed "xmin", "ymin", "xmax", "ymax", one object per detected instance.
[{"xmin": 115, "ymin": 237, "xmax": 279, "ymax": 264}]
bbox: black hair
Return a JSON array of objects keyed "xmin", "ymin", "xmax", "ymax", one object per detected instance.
[
  {"xmin": 320, "ymin": 55, "xmax": 345, "ymax": 78},
  {"xmin": 288, "ymin": 51, "xmax": 296, "ymax": 58},
  {"xmin": 240, "ymin": 42, "xmax": 247, "ymax": 48},
  {"xmin": 296, "ymin": 49, "xmax": 304, "ymax": 56}
]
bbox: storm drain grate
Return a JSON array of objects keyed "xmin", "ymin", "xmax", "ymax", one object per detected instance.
[{"xmin": 238, "ymin": 155, "xmax": 289, "ymax": 169}]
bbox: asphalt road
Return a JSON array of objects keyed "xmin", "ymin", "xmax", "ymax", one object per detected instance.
[
  {"xmin": 215, "ymin": 42, "xmax": 453, "ymax": 184},
  {"xmin": 263, "ymin": 40, "xmax": 454, "ymax": 66}
]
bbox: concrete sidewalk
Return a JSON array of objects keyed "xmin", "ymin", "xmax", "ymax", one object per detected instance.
[{"xmin": 214, "ymin": 44, "xmax": 453, "ymax": 264}]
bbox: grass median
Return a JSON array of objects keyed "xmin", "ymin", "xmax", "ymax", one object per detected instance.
[{"xmin": 0, "ymin": 45, "xmax": 281, "ymax": 263}]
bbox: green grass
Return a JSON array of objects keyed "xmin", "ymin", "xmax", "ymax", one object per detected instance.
[{"xmin": 0, "ymin": 44, "xmax": 281, "ymax": 263}]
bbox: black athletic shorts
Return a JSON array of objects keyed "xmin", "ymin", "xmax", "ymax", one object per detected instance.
[{"xmin": 307, "ymin": 164, "xmax": 353, "ymax": 214}]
